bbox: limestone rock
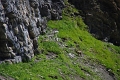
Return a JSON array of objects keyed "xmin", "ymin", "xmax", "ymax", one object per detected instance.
[{"xmin": 0, "ymin": 0, "xmax": 64, "ymax": 62}]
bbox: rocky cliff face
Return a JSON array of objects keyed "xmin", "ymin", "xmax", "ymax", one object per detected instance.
[
  {"xmin": 0, "ymin": 0, "xmax": 64, "ymax": 62},
  {"xmin": 68, "ymin": 0, "xmax": 120, "ymax": 46}
]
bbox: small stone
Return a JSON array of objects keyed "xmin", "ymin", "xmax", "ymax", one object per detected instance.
[
  {"xmin": 68, "ymin": 53, "xmax": 75, "ymax": 58},
  {"xmin": 14, "ymin": 56, "xmax": 22, "ymax": 63}
]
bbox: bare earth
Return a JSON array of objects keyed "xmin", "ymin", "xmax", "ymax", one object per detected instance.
[{"xmin": 0, "ymin": 75, "xmax": 14, "ymax": 80}]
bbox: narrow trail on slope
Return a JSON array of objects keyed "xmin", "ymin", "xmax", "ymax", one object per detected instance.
[{"xmin": 44, "ymin": 28, "xmax": 116, "ymax": 80}]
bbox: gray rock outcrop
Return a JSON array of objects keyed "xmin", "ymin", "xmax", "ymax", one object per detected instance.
[{"xmin": 0, "ymin": 0, "xmax": 64, "ymax": 62}]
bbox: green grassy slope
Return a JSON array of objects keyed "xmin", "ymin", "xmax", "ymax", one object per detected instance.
[{"xmin": 0, "ymin": 2, "xmax": 120, "ymax": 80}]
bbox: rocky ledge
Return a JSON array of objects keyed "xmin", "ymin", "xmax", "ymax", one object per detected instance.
[
  {"xmin": 0, "ymin": 0, "xmax": 64, "ymax": 62},
  {"xmin": 69, "ymin": 0, "xmax": 120, "ymax": 46}
]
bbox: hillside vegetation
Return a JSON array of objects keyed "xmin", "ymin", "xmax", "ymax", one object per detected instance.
[{"xmin": 0, "ymin": 1, "xmax": 120, "ymax": 80}]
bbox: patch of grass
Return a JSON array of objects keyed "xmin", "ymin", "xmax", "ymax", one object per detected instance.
[
  {"xmin": 38, "ymin": 39, "xmax": 62, "ymax": 54},
  {"xmin": 0, "ymin": 53, "xmax": 99, "ymax": 80},
  {"xmin": 0, "ymin": 57, "xmax": 69, "ymax": 80}
]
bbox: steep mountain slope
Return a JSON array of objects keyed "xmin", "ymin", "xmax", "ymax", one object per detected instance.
[{"xmin": 0, "ymin": 1, "xmax": 120, "ymax": 80}]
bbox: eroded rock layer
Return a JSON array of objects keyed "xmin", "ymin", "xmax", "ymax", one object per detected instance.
[
  {"xmin": 69, "ymin": 0, "xmax": 120, "ymax": 46},
  {"xmin": 0, "ymin": 0, "xmax": 64, "ymax": 62}
]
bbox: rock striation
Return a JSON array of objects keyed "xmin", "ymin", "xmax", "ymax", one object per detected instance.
[
  {"xmin": 68, "ymin": 0, "xmax": 120, "ymax": 46},
  {"xmin": 0, "ymin": 0, "xmax": 64, "ymax": 62}
]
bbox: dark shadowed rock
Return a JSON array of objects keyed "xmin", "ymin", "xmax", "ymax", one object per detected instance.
[
  {"xmin": 0, "ymin": 0, "xmax": 64, "ymax": 62},
  {"xmin": 68, "ymin": 0, "xmax": 120, "ymax": 46}
]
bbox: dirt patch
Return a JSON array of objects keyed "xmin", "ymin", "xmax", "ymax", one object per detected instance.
[
  {"xmin": 46, "ymin": 52, "xmax": 58, "ymax": 59},
  {"xmin": 81, "ymin": 59, "xmax": 116, "ymax": 80},
  {"xmin": 96, "ymin": 65, "xmax": 115, "ymax": 80},
  {"xmin": 0, "ymin": 75, "xmax": 14, "ymax": 80}
]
